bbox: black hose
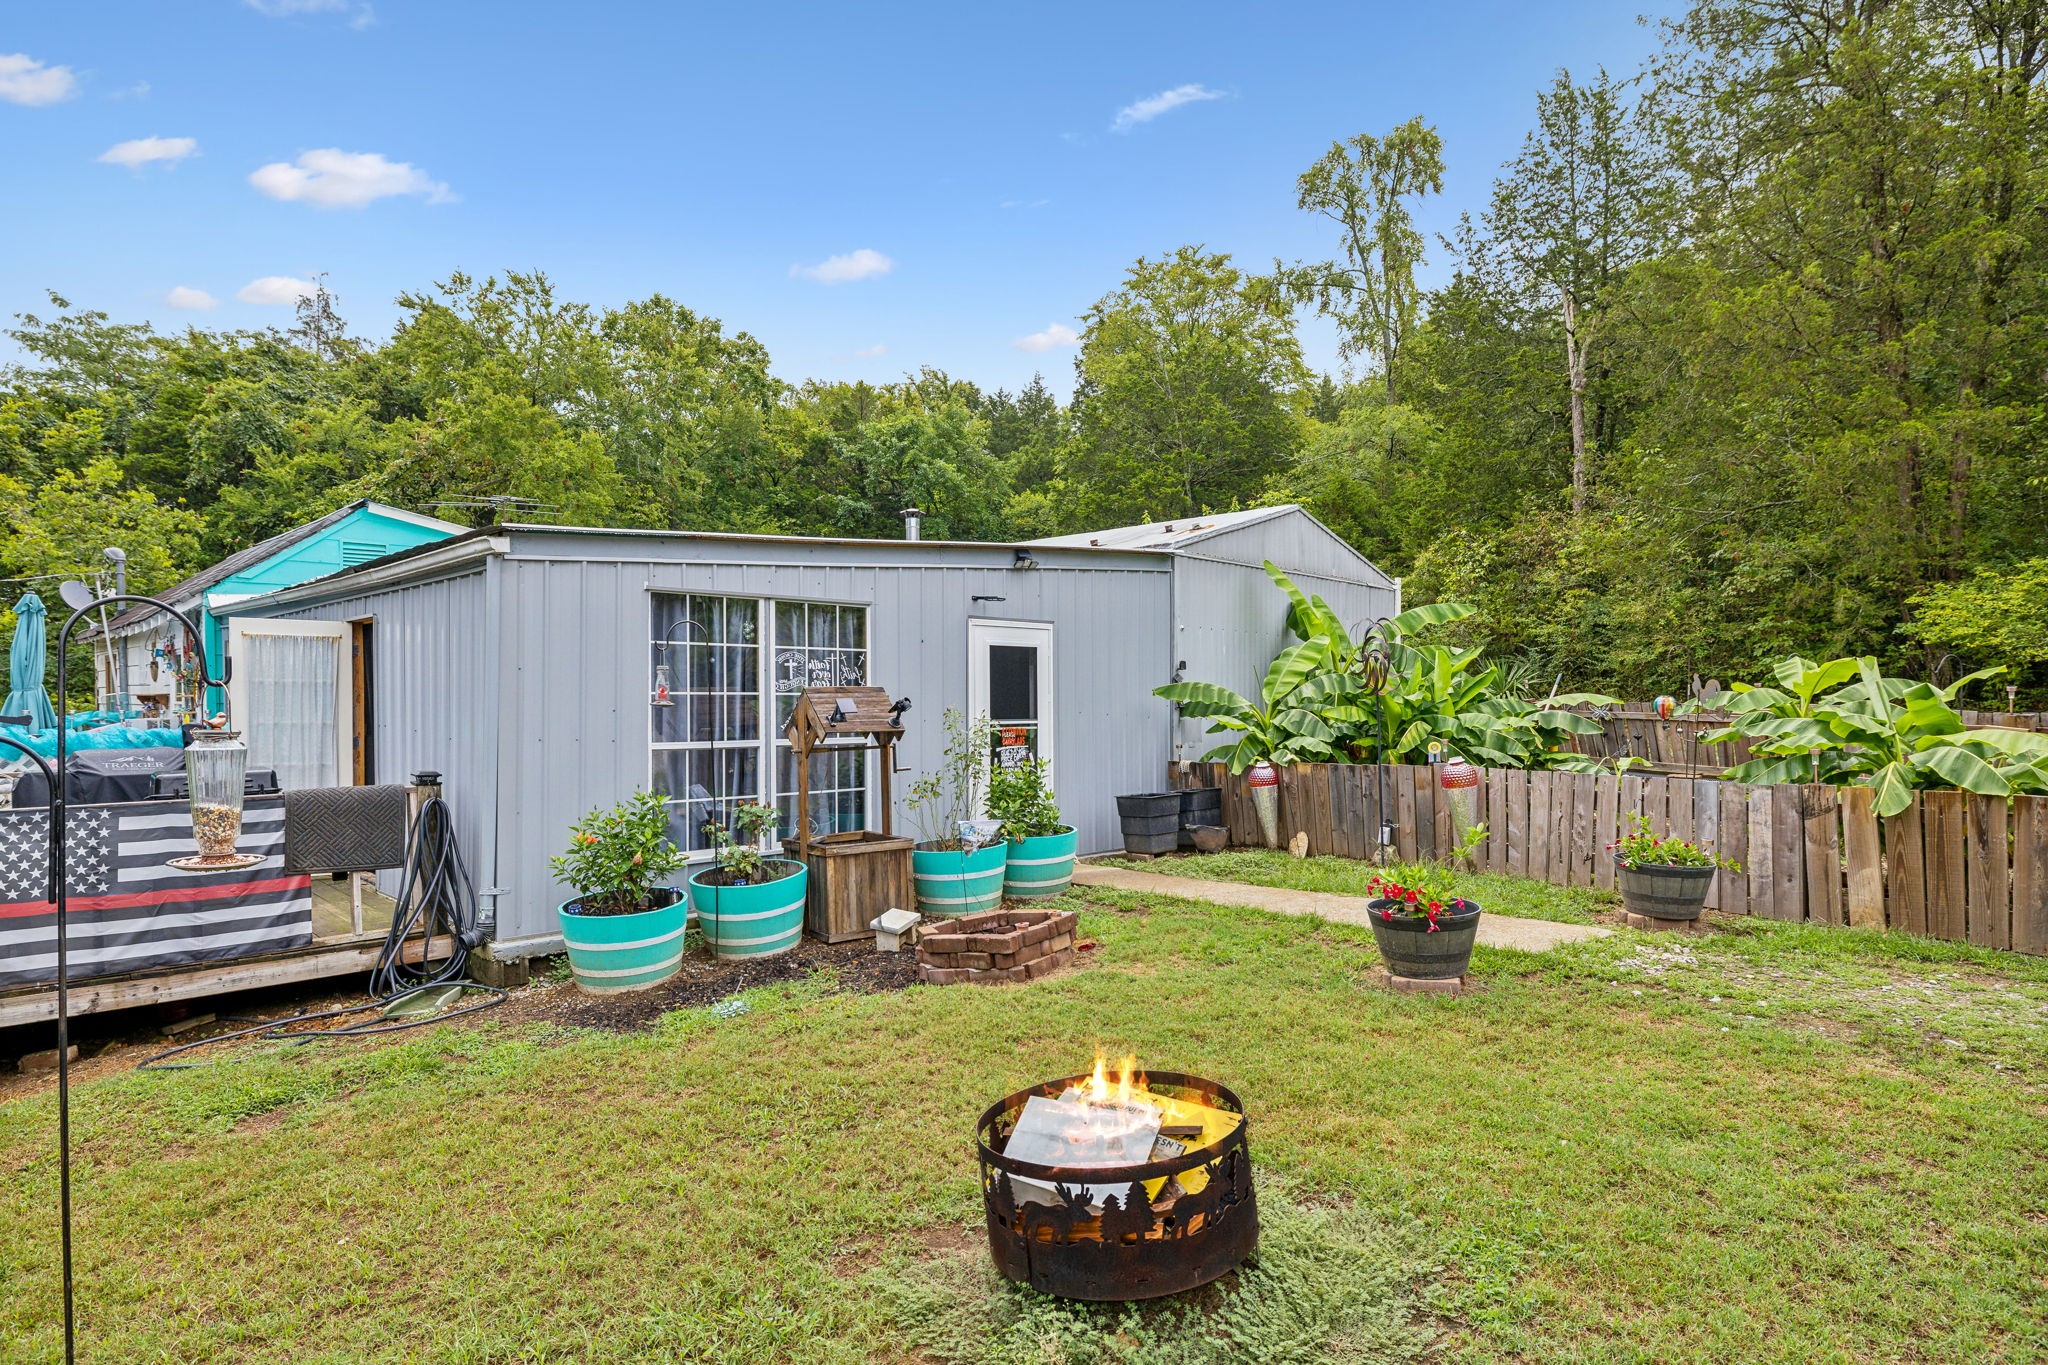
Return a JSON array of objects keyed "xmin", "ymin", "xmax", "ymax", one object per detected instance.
[
  {"xmin": 139, "ymin": 792, "xmax": 502, "ymax": 1070},
  {"xmin": 370, "ymin": 794, "xmax": 483, "ymax": 998}
]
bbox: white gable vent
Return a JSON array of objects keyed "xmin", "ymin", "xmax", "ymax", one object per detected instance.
[{"xmin": 339, "ymin": 540, "xmax": 389, "ymax": 566}]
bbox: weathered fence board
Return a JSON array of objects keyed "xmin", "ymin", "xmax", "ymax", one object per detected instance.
[{"xmin": 1165, "ymin": 761, "xmax": 2048, "ymax": 956}]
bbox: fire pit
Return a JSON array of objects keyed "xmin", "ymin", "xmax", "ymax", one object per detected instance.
[{"xmin": 975, "ymin": 1058, "xmax": 1258, "ymax": 1301}]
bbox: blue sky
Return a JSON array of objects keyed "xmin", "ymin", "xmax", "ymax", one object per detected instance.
[{"xmin": 2, "ymin": 1, "xmax": 1673, "ymax": 395}]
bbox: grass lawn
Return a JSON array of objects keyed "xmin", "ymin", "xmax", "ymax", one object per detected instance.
[
  {"xmin": 1100, "ymin": 849, "xmax": 1614, "ymax": 924},
  {"xmin": 3, "ymin": 872, "xmax": 2045, "ymax": 1363}
]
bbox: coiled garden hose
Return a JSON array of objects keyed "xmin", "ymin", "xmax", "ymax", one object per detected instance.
[{"xmin": 140, "ymin": 793, "xmax": 503, "ymax": 1070}]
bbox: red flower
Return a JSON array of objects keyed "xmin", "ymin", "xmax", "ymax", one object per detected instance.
[{"xmin": 1428, "ymin": 900, "xmax": 1441, "ymax": 911}]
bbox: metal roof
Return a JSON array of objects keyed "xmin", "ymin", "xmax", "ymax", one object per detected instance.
[
  {"xmin": 98, "ymin": 499, "xmax": 457, "ymax": 634},
  {"xmin": 1023, "ymin": 505, "xmax": 1300, "ymax": 551}
]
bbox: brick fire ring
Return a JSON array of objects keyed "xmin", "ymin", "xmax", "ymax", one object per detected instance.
[{"xmin": 916, "ymin": 908, "xmax": 1079, "ymax": 985}]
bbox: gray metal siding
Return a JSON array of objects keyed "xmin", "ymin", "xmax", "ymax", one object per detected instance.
[
  {"xmin": 1178, "ymin": 506, "xmax": 1396, "ymax": 589},
  {"xmin": 264, "ymin": 570, "xmax": 494, "ymax": 903},
  {"xmin": 487, "ymin": 554, "xmax": 1175, "ymax": 941},
  {"xmin": 1170, "ymin": 558, "xmax": 1399, "ymax": 762}
]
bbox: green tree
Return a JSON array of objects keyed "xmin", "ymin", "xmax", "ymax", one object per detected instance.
[
  {"xmin": 1069, "ymin": 246, "xmax": 1308, "ymax": 523},
  {"xmin": 1277, "ymin": 118, "xmax": 1446, "ymax": 400}
]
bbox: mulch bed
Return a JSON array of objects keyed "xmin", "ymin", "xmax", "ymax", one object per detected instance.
[{"xmin": 496, "ymin": 937, "xmax": 924, "ymax": 1031}]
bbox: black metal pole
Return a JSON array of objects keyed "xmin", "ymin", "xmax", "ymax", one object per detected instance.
[{"xmin": 32, "ymin": 590, "xmax": 224, "ymax": 1365}]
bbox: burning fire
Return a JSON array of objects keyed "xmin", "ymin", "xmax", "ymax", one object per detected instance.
[{"xmin": 1082, "ymin": 1050, "xmax": 1147, "ymax": 1108}]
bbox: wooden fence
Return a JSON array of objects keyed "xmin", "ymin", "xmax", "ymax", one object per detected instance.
[
  {"xmin": 1562, "ymin": 703, "xmax": 2047, "ymax": 777},
  {"xmin": 1166, "ymin": 761, "xmax": 2048, "ymax": 956}
]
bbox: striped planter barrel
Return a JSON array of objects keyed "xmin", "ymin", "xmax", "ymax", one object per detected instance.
[
  {"xmin": 912, "ymin": 841, "xmax": 1008, "ymax": 918},
  {"xmin": 1004, "ymin": 826, "xmax": 1078, "ymax": 899},
  {"xmin": 689, "ymin": 860, "xmax": 807, "ymax": 960},
  {"xmin": 556, "ymin": 888, "xmax": 691, "ymax": 994}
]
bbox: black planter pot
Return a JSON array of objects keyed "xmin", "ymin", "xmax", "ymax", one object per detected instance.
[
  {"xmin": 1178, "ymin": 786, "xmax": 1224, "ymax": 848},
  {"xmin": 1615, "ymin": 858, "xmax": 1716, "ymax": 921},
  {"xmin": 1117, "ymin": 792, "xmax": 1185, "ymax": 855},
  {"xmin": 1366, "ymin": 898, "xmax": 1482, "ymax": 980}
]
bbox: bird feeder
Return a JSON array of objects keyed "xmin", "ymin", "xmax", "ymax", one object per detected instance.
[
  {"xmin": 174, "ymin": 729, "xmax": 262, "ymax": 871},
  {"xmin": 779, "ymin": 686, "xmax": 916, "ymax": 942}
]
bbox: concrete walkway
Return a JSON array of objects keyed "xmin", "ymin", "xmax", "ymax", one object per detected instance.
[{"xmin": 1071, "ymin": 864, "xmax": 1611, "ymax": 953}]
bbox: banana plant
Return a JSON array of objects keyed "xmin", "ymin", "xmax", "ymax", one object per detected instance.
[
  {"xmin": 1154, "ymin": 631, "xmax": 1342, "ymax": 773},
  {"xmin": 1706, "ymin": 655, "xmax": 2035, "ymax": 814}
]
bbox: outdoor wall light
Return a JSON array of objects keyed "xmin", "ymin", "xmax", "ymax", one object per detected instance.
[{"xmin": 1012, "ymin": 548, "xmax": 1039, "ymax": 570}]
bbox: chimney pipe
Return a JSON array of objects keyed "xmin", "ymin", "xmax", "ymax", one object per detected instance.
[{"xmin": 900, "ymin": 508, "xmax": 924, "ymax": 542}]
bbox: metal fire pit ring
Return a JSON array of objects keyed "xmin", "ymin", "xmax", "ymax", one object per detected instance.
[{"xmin": 975, "ymin": 1070, "xmax": 1258, "ymax": 1302}]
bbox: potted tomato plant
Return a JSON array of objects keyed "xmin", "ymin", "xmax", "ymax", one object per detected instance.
[
  {"xmin": 551, "ymin": 790, "xmax": 691, "ymax": 994},
  {"xmin": 1365, "ymin": 864, "xmax": 1482, "ymax": 980},
  {"xmin": 1610, "ymin": 815, "xmax": 1737, "ymax": 923}
]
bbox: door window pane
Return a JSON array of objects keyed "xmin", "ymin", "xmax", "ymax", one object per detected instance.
[{"xmin": 988, "ymin": 645, "xmax": 1039, "ymax": 721}]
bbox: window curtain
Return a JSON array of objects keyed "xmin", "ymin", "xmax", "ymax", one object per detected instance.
[{"xmin": 243, "ymin": 632, "xmax": 340, "ymax": 791}]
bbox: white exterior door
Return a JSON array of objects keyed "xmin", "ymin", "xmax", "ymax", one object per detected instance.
[
  {"xmin": 225, "ymin": 617, "xmax": 353, "ymax": 791},
  {"xmin": 968, "ymin": 619, "xmax": 1052, "ymax": 773}
]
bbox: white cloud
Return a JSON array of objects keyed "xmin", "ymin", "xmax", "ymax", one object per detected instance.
[
  {"xmin": 236, "ymin": 275, "xmax": 318, "ymax": 305},
  {"xmin": 790, "ymin": 248, "xmax": 893, "ymax": 284},
  {"xmin": 164, "ymin": 286, "xmax": 218, "ymax": 310},
  {"xmin": 853, "ymin": 343, "xmax": 887, "ymax": 358},
  {"xmin": 245, "ymin": 0, "xmax": 376, "ymax": 25},
  {"xmin": 0, "ymin": 53, "xmax": 79, "ymax": 107},
  {"xmin": 1013, "ymin": 323, "xmax": 1080, "ymax": 354},
  {"xmin": 99, "ymin": 136, "xmax": 198, "ymax": 169},
  {"xmin": 249, "ymin": 148, "xmax": 452, "ymax": 209},
  {"xmin": 111, "ymin": 81, "xmax": 150, "ymax": 101},
  {"xmin": 1111, "ymin": 83, "xmax": 1226, "ymax": 132}
]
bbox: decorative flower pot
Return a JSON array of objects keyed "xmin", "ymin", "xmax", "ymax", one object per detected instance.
[
  {"xmin": 1246, "ymin": 760, "xmax": 1281, "ymax": 849},
  {"xmin": 556, "ymin": 887, "xmax": 691, "ymax": 994},
  {"xmin": 1365, "ymin": 898, "xmax": 1483, "ymax": 980},
  {"xmin": 1004, "ymin": 826, "xmax": 1078, "ymax": 899},
  {"xmin": 689, "ymin": 859, "xmax": 808, "ymax": 960},
  {"xmin": 1615, "ymin": 858, "xmax": 1716, "ymax": 922},
  {"xmin": 912, "ymin": 840, "xmax": 1008, "ymax": 918}
]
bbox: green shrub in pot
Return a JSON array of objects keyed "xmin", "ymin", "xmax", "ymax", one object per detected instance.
[
  {"xmin": 987, "ymin": 756, "xmax": 1077, "ymax": 898},
  {"xmin": 550, "ymin": 790, "xmax": 692, "ymax": 993}
]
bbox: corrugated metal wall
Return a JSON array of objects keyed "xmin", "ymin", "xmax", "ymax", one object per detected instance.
[
  {"xmin": 1169, "ymin": 557, "xmax": 1400, "ymax": 763},
  {"xmin": 269, "ymin": 569, "xmax": 496, "ymax": 903},
  {"xmin": 1185, "ymin": 506, "xmax": 1398, "ymax": 589},
  {"xmin": 485, "ymin": 544, "xmax": 1176, "ymax": 940},
  {"xmin": 237, "ymin": 516, "xmax": 1390, "ymax": 946}
]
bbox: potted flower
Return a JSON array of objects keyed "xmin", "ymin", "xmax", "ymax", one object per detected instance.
[
  {"xmin": 689, "ymin": 802, "xmax": 807, "ymax": 959},
  {"xmin": 906, "ymin": 709, "xmax": 1008, "ymax": 917},
  {"xmin": 551, "ymin": 790, "xmax": 692, "ymax": 994},
  {"xmin": 988, "ymin": 755, "xmax": 1077, "ymax": 899},
  {"xmin": 1364, "ymin": 864, "xmax": 1482, "ymax": 981},
  {"xmin": 1610, "ymin": 815, "xmax": 1738, "ymax": 923}
]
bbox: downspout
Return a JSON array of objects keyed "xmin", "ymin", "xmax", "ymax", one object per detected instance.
[
  {"xmin": 476, "ymin": 550, "xmax": 506, "ymax": 942},
  {"xmin": 1169, "ymin": 553, "xmax": 1184, "ymax": 763}
]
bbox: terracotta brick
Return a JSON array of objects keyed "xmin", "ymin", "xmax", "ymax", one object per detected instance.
[
  {"xmin": 991, "ymin": 939, "xmax": 1048, "ymax": 971},
  {"xmin": 1043, "ymin": 932, "xmax": 1073, "ymax": 955},
  {"xmin": 963, "ymin": 932, "xmax": 1022, "ymax": 953},
  {"xmin": 919, "ymin": 965, "xmax": 972, "ymax": 985},
  {"xmin": 954, "ymin": 911, "xmax": 1005, "ymax": 930},
  {"xmin": 967, "ymin": 964, "xmax": 1028, "ymax": 985},
  {"xmin": 919, "ymin": 933, "xmax": 969, "ymax": 954},
  {"xmin": 1017, "ymin": 920, "xmax": 1054, "ymax": 947},
  {"xmin": 1022, "ymin": 951, "xmax": 1067, "ymax": 980},
  {"xmin": 950, "ymin": 951, "xmax": 993, "ymax": 970},
  {"xmin": 1052, "ymin": 911, "xmax": 1080, "ymax": 935}
]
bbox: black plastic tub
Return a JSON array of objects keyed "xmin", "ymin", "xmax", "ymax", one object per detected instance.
[{"xmin": 1118, "ymin": 793, "xmax": 1184, "ymax": 856}]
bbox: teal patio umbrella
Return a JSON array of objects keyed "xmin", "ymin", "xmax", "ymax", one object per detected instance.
[{"xmin": 3, "ymin": 592, "xmax": 59, "ymax": 733}]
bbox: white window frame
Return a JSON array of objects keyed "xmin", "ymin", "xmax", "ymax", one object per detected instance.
[{"xmin": 648, "ymin": 592, "xmax": 873, "ymax": 862}]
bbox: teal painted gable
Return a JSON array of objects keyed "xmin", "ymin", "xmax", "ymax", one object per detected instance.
[{"xmin": 210, "ymin": 506, "xmax": 452, "ymax": 601}]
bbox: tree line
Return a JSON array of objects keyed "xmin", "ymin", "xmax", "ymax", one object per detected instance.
[{"xmin": 5, "ymin": 0, "xmax": 2046, "ymax": 702}]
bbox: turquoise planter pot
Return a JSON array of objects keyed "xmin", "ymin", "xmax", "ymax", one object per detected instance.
[
  {"xmin": 556, "ymin": 888, "xmax": 691, "ymax": 994},
  {"xmin": 1004, "ymin": 826, "xmax": 1078, "ymax": 898},
  {"xmin": 689, "ymin": 859, "xmax": 807, "ymax": 960},
  {"xmin": 912, "ymin": 841, "xmax": 1008, "ymax": 918}
]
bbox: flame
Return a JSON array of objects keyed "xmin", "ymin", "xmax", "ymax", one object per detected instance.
[{"xmin": 1069, "ymin": 1049, "xmax": 1151, "ymax": 1131}]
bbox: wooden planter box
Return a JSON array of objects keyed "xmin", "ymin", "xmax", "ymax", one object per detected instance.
[{"xmin": 781, "ymin": 831, "xmax": 915, "ymax": 943}]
